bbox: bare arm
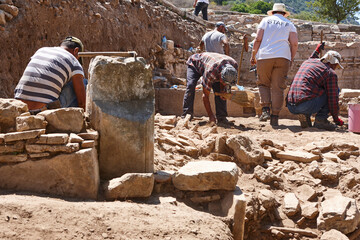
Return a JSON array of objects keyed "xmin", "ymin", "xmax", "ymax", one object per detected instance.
[
  {"xmin": 288, "ymin": 31, "xmax": 298, "ymax": 63},
  {"xmin": 72, "ymin": 74, "xmax": 86, "ymax": 110},
  {"xmin": 222, "ymin": 38, "xmax": 230, "ymax": 55},
  {"xmin": 199, "ymin": 40, "xmax": 205, "ymax": 52},
  {"xmin": 193, "ymin": 0, "xmax": 197, "ymax": 7},
  {"xmin": 202, "ymin": 87, "xmax": 216, "ymax": 123},
  {"xmin": 250, "ymin": 28, "xmax": 264, "ymax": 66}
]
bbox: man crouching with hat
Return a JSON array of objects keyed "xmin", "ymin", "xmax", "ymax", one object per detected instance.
[
  {"xmin": 287, "ymin": 43, "xmax": 344, "ymax": 131},
  {"xmin": 182, "ymin": 52, "xmax": 238, "ymax": 124},
  {"xmin": 14, "ymin": 36, "xmax": 86, "ymax": 114}
]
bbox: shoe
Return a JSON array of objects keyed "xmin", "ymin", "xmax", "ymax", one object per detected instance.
[
  {"xmin": 217, "ymin": 117, "xmax": 233, "ymax": 126},
  {"xmin": 297, "ymin": 114, "xmax": 312, "ymax": 128},
  {"xmin": 270, "ymin": 115, "xmax": 279, "ymax": 126},
  {"xmin": 314, "ymin": 118, "xmax": 337, "ymax": 131},
  {"xmin": 259, "ymin": 107, "xmax": 271, "ymax": 122}
]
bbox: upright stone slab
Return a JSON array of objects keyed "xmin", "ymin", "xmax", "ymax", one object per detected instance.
[{"xmin": 88, "ymin": 56, "xmax": 154, "ymax": 180}]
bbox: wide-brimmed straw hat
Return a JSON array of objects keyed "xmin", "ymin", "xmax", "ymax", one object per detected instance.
[{"xmin": 267, "ymin": 3, "xmax": 290, "ymax": 17}]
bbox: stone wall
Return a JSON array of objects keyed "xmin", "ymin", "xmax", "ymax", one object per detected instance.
[{"xmin": 0, "ymin": 99, "xmax": 99, "ymax": 199}]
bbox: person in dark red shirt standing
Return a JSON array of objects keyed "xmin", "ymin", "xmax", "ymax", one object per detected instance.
[{"xmin": 287, "ymin": 43, "xmax": 344, "ymax": 131}]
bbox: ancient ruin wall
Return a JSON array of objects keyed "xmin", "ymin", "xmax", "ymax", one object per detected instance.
[{"xmin": 0, "ymin": 0, "xmax": 204, "ymax": 98}]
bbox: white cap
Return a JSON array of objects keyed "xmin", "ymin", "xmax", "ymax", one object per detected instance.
[{"xmin": 321, "ymin": 50, "xmax": 344, "ymax": 69}]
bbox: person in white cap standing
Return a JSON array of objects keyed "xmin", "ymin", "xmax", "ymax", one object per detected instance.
[
  {"xmin": 200, "ymin": 22, "xmax": 229, "ymax": 55},
  {"xmin": 287, "ymin": 43, "xmax": 344, "ymax": 131},
  {"xmin": 250, "ymin": 3, "xmax": 298, "ymax": 126}
]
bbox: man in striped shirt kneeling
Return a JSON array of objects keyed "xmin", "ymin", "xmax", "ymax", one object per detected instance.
[{"xmin": 14, "ymin": 36, "xmax": 86, "ymax": 114}]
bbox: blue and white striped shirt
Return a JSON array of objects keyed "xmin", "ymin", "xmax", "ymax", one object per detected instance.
[{"xmin": 14, "ymin": 47, "xmax": 84, "ymax": 104}]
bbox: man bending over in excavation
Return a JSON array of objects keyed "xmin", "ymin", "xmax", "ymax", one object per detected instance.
[
  {"xmin": 287, "ymin": 43, "xmax": 344, "ymax": 131},
  {"xmin": 14, "ymin": 36, "xmax": 86, "ymax": 115},
  {"xmin": 182, "ymin": 52, "xmax": 238, "ymax": 124}
]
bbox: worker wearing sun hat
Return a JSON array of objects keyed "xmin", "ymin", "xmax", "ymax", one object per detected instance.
[
  {"xmin": 287, "ymin": 43, "xmax": 344, "ymax": 131},
  {"xmin": 14, "ymin": 36, "xmax": 86, "ymax": 113},
  {"xmin": 250, "ymin": 3, "xmax": 298, "ymax": 127}
]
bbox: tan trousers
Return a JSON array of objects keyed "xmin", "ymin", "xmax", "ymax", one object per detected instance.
[{"xmin": 256, "ymin": 58, "xmax": 290, "ymax": 115}]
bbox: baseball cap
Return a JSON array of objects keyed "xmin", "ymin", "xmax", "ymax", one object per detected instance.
[
  {"xmin": 62, "ymin": 36, "xmax": 84, "ymax": 64},
  {"xmin": 321, "ymin": 50, "xmax": 344, "ymax": 69},
  {"xmin": 221, "ymin": 64, "xmax": 237, "ymax": 86},
  {"xmin": 215, "ymin": 22, "xmax": 228, "ymax": 31}
]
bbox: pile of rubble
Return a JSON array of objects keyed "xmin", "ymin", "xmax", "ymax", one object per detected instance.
[{"xmin": 0, "ymin": 0, "xmax": 18, "ymax": 30}]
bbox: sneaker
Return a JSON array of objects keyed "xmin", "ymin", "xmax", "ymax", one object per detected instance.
[
  {"xmin": 314, "ymin": 118, "xmax": 337, "ymax": 131},
  {"xmin": 259, "ymin": 107, "xmax": 271, "ymax": 122},
  {"xmin": 297, "ymin": 114, "xmax": 312, "ymax": 128},
  {"xmin": 270, "ymin": 115, "xmax": 279, "ymax": 126}
]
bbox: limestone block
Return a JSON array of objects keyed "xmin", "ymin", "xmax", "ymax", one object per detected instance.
[
  {"xmin": 323, "ymin": 152, "xmax": 340, "ymax": 162},
  {"xmin": 199, "ymin": 137, "xmax": 215, "ymax": 156},
  {"xmin": 81, "ymin": 140, "xmax": 95, "ymax": 148},
  {"xmin": 176, "ymin": 145, "xmax": 199, "ymax": 158},
  {"xmin": 0, "ymin": 4, "xmax": 18, "ymax": 17},
  {"xmin": 0, "ymin": 148, "xmax": 99, "ymax": 199},
  {"xmin": 295, "ymin": 184, "xmax": 317, "ymax": 202},
  {"xmin": 0, "ymin": 98, "xmax": 28, "ymax": 133},
  {"xmin": 16, "ymin": 115, "xmax": 47, "ymax": 132},
  {"xmin": 38, "ymin": 108, "xmax": 85, "ymax": 133},
  {"xmin": 0, "ymin": 141, "xmax": 24, "ymax": 154},
  {"xmin": 28, "ymin": 133, "xmax": 69, "ymax": 145},
  {"xmin": 254, "ymin": 165, "xmax": 280, "ymax": 183},
  {"xmin": 317, "ymin": 195, "xmax": 360, "ymax": 234},
  {"xmin": 283, "ymin": 193, "xmax": 300, "ymax": 217},
  {"xmin": 301, "ymin": 202, "xmax": 319, "ymax": 219},
  {"xmin": 77, "ymin": 130, "xmax": 99, "ymax": 140},
  {"xmin": 4, "ymin": 129, "xmax": 45, "ymax": 142},
  {"xmin": 88, "ymin": 56, "xmax": 154, "ymax": 180},
  {"xmin": 26, "ymin": 143, "xmax": 79, "ymax": 154},
  {"xmin": 215, "ymin": 134, "xmax": 230, "ymax": 154},
  {"xmin": 226, "ymin": 135, "xmax": 264, "ymax": 165},
  {"xmin": 103, "ymin": 173, "xmax": 154, "ymax": 200},
  {"xmin": 277, "ymin": 151, "xmax": 320, "ymax": 163},
  {"xmin": 88, "ymin": 56, "xmax": 153, "ymax": 103},
  {"xmin": 320, "ymin": 229, "xmax": 349, "ymax": 240},
  {"xmin": 172, "ymin": 161, "xmax": 239, "ymax": 191},
  {"xmin": 0, "ymin": 154, "xmax": 27, "ymax": 163}
]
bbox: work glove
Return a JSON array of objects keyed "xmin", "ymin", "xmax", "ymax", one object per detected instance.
[
  {"xmin": 334, "ymin": 117, "xmax": 344, "ymax": 126},
  {"xmin": 315, "ymin": 42, "xmax": 325, "ymax": 53}
]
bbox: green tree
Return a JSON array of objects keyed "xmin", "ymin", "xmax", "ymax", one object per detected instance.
[{"xmin": 311, "ymin": 0, "xmax": 360, "ymax": 24}]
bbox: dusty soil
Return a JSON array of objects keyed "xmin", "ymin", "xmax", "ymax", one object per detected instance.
[{"xmin": 1, "ymin": 116, "xmax": 359, "ymax": 240}]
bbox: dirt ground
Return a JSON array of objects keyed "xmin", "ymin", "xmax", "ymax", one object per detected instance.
[{"xmin": 1, "ymin": 116, "xmax": 359, "ymax": 240}]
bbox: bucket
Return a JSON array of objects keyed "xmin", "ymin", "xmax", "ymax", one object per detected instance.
[{"xmin": 348, "ymin": 103, "xmax": 360, "ymax": 133}]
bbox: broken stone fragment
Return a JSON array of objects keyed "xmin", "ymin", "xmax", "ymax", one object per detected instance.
[
  {"xmin": 0, "ymin": 9, "xmax": 6, "ymax": 25},
  {"xmin": 38, "ymin": 108, "xmax": 85, "ymax": 133},
  {"xmin": 295, "ymin": 184, "xmax": 317, "ymax": 202},
  {"xmin": 283, "ymin": 193, "xmax": 300, "ymax": 217},
  {"xmin": 320, "ymin": 229, "xmax": 349, "ymax": 240},
  {"xmin": 254, "ymin": 165, "xmax": 280, "ymax": 184},
  {"xmin": 29, "ymin": 152, "xmax": 50, "ymax": 159},
  {"xmin": 176, "ymin": 145, "xmax": 198, "ymax": 158},
  {"xmin": 69, "ymin": 133, "xmax": 84, "ymax": 143},
  {"xmin": 317, "ymin": 195, "xmax": 360, "ymax": 234},
  {"xmin": 103, "ymin": 173, "xmax": 154, "ymax": 200},
  {"xmin": 0, "ymin": 98, "xmax": 28, "ymax": 133},
  {"xmin": 277, "ymin": 150, "xmax": 320, "ymax": 163},
  {"xmin": 172, "ymin": 161, "xmax": 239, "ymax": 191},
  {"xmin": 258, "ymin": 189, "xmax": 277, "ymax": 209},
  {"xmin": 154, "ymin": 170, "xmax": 174, "ymax": 183},
  {"xmin": 27, "ymin": 133, "xmax": 68, "ymax": 145},
  {"xmin": 16, "ymin": 115, "xmax": 47, "ymax": 132},
  {"xmin": 77, "ymin": 130, "xmax": 98, "ymax": 140},
  {"xmin": 301, "ymin": 202, "xmax": 319, "ymax": 219},
  {"xmin": 0, "ymin": 4, "xmax": 19, "ymax": 17},
  {"xmin": 226, "ymin": 135, "xmax": 264, "ymax": 165}
]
